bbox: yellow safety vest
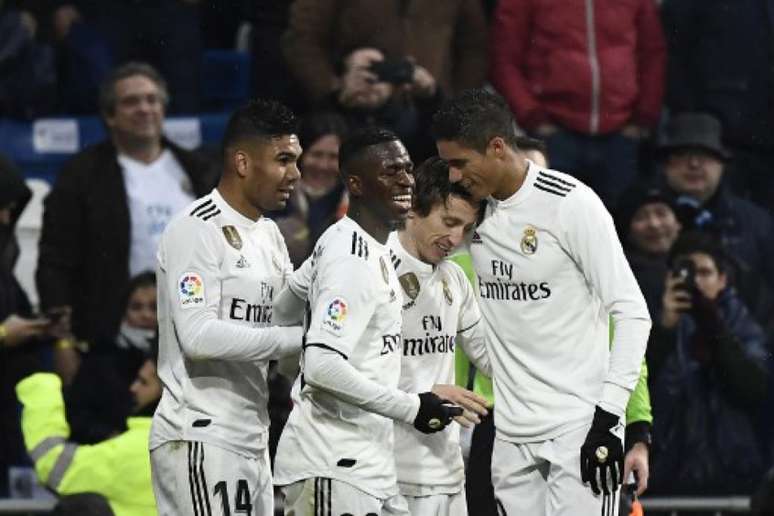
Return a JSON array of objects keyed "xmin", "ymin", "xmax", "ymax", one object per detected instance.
[{"xmin": 16, "ymin": 373, "xmax": 157, "ymax": 516}]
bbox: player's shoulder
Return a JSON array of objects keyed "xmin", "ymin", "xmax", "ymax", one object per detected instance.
[
  {"xmin": 315, "ymin": 217, "xmax": 377, "ymax": 264},
  {"xmin": 529, "ymin": 164, "xmax": 600, "ymax": 211},
  {"xmin": 164, "ymin": 193, "xmax": 221, "ymax": 240},
  {"xmin": 438, "ymin": 260, "xmax": 470, "ymax": 291},
  {"xmin": 530, "ymin": 165, "xmax": 582, "ymax": 200}
]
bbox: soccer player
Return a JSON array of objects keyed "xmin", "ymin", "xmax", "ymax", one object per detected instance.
[
  {"xmin": 273, "ymin": 128, "xmax": 459, "ymax": 516},
  {"xmin": 433, "ymin": 90, "xmax": 651, "ymax": 515},
  {"xmin": 388, "ymin": 156, "xmax": 491, "ymax": 515},
  {"xmin": 150, "ymin": 100, "xmax": 305, "ymax": 515}
]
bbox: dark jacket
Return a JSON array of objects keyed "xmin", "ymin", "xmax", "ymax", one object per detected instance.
[
  {"xmin": 36, "ymin": 139, "xmax": 216, "ymax": 345},
  {"xmin": 489, "ymin": 0, "xmax": 666, "ymax": 134},
  {"xmin": 649, "ymin": 289, "xmax": 770, "ymax": 495},
  {"xmin": 282, "ymin": 0, "xmax": 487, "ymax": 103},
  {"xmin": 662, "ymin": 0, "xmax": 774, "ymax": 149},
  {"xmin": 626, "ymin": 250, "xmax": 668, "ymax": 320},
  {"xmin": 0, "ymin": 154, "xmax": 34, "ymax": 497},
  {"xmin": 665, "ymin": 183, "xmax": 774, "ymax": 327}
]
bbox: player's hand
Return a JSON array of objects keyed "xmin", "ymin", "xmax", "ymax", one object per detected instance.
[
  {"xmin": 413, "ymin": 392, "xmax": 461, "ymax": 434},
  {"xmin": 624, "ymin": 442, "xmax": 649, "ymax": 496},
  {"xmin": 431, "ymin": 384, "xmax": 489, "ymax": 427},
  {"xmin": 580, "ymin": 406, "xmax": 625, "ymax": 495}
]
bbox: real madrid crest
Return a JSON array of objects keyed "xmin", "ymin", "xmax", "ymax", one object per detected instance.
[
  {"xmin": 441, "ymin": 278, "xmax": 453, "ymax": 306},
  {"xmin": 222, "ymin": 225, "xmax": 243, "ymax": 250},
  {"xmin": 520, "ymin": 226, "xmax": 538, "ymax": 255},
  {"xmin": 399, "ymin": 272, "xmax": 420, "ymax": 300},
  {"xmin": 379, "ymin": 256, "xmax": 390, "ymax": 284}
]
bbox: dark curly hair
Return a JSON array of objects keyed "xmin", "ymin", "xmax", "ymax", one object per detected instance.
[
  {"xmin": 432, "ymin": 89, "xmax": 519, "ymax": 152},
  {"xmin": 338, "ymin": 126, "xmax": 400, "ymax": 178},
  {"xmin": 222, "ymin": 99, "xmax": 298, "ymax": 156}
]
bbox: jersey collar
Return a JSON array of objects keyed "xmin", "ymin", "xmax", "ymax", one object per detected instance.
[{"xmin": 211, "ymin": 188, "xmax": 264, "ymax": 228}]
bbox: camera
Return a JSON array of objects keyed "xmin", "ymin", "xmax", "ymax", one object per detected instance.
[
  {"xmin": 368, "ymin": 58, "xmax": 415, "ymax": 85},
  {"xmin": 672, "ymin": 258, "xmax": 696, "ymax": 293}
]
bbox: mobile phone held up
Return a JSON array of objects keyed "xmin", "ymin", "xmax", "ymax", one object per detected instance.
[{"xmin": 368, "ymin": 58, "xmax": 415, "ymax": 85}]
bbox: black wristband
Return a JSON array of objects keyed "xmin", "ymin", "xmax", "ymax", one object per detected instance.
[{"xmin": 625, "ymin": 421, "xmax": 652, "ymax": 451}]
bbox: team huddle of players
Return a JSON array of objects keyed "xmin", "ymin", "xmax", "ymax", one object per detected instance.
[{"xmin": 148, "ymin": 91, "xmax": 650, "ymax": 516}]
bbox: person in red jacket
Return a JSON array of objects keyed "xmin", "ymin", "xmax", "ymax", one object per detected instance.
[{"xmin": 489, "ymin": 0, "xmax": 666, "ymax": 208}]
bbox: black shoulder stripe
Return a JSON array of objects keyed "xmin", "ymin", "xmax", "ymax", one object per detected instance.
[
  {"xmin": 190, "ymin": 199, "xmax": 212, "ymax": 216},
  {"xmin": 201, "ymin": 209, "xmax": 220, "ymax": 221},
  {"xmin": 303, "ymin": 342, "xmax": 348, "ymax": 360},
  {"xmin": 536, "ymin": 176, "xmax": 573, "ymax": 193},
  {"xmin": 389, "ymin": 250, "xmax": 401, "ymax": 270},
  {"xmin": 349, "ymin": 231, "xmax": 369, "ymax": 260},
  {"xmin": 534, "ymin": 183, "xmax": 567, "ymax": 197},
  {"xmin": 538, "ymin": 171, "xmax": 576, "ymax": 188}
]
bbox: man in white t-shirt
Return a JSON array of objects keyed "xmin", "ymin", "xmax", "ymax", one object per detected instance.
[
  {"xmin": 37, "ymin": 62, "xmax": 216, "ymax": 380},
  {"xmin": 432, "ymin": 89, "xmax": 651, "ymax": 515},
  {"xmin": 273, "ymin": 128, "xmax": 460, "ymax": 516},
  {"xmin": 150, "ymin": 99, "xmax": 304, "ymax": 515}
]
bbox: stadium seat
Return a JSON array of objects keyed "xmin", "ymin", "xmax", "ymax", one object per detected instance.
[{"xmin": 201, "ymin": 49, "xmax": 251, "ymax": 111}]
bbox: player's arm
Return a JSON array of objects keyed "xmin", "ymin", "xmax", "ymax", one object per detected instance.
[
  {"xmin": 452, "ymin": 266, "xmax": 492, "ymax": 377},
  {"xmin": 161, "ymin": 217, "xmax": 302, "ymax": 362},
  {"xmin": 561, "ymin": 188, "xmax": 652, "ymax": 418},
  {"xmin": 303, "ymin": 256, "xmax": 454, "ymax": 433},
  {"xmin": 561, "ymin": 188, "xmax": 651, "ymax": 494},
  {"xmin": 272, "ymin": 254, "xmax": 314, "ymax": 326}
]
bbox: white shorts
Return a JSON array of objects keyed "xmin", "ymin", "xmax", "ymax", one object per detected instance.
[
  {"xmin": 403, "ymin": 490, "xmax": 467, "ymax": 516},
  {"xmin": 491, "ymin": 425, "xmax": 620, "ymax": 516},
  {"xmin": 282, "ymin": 477, "xmax": 410, "ymax": 516},
  {"xmin": 151, "ymin": 440, "xmax": 274, "ymax": 516}
]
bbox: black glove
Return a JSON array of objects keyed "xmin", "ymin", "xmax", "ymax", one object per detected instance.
[
  {"xmin": 413, "ymin": 392, "xmax": 461, "ymax": 434},
  {"xmin": 580, "ymin": 406, "xmax": 624, "ymax": 495}
]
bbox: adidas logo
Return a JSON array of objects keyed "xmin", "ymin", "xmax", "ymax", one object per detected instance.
[
  {"xmin": 471, "ymin": 231, "xmax": 482, "ymax": 244},
  {"xmin": 236, "ymin": 255, "xmax": 250, "ymax": 269}
]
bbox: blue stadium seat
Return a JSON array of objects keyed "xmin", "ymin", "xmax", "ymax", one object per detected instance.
[
  {"xmin": 0, "ymin": 113, "xmax": 230, "ymax": 184},
  {"xmin": 201, "ymin": 50, "xmax": 251, "ymax": 111}
]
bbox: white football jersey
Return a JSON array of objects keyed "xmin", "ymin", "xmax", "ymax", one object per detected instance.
[
  {"xmin": 471, "ymin": 162, "xmax": 650, "ymax": 443},
  {"xmin": 273, "ymin": 217, "xmax": 404, "ymax": 499},
  {"xmin": 151, "ymin": 189, "xmax": 294, "ymax": 458},
  {"xmin": 387, "ymin": 232, "xmax": 487, "ymax": 495}
]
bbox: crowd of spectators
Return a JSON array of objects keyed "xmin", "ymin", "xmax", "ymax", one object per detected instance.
[{"xmin": 0, "ymin": 0, "xmax": 773, "ymax": 513}]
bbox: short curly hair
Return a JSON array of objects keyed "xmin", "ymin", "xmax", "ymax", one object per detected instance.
[
  {"xmin": 338, "ymin": 126, "xmax": 400, "ymax": 178},
  {"xmin": 222, "ymin": 99, "xmax": 298, "ymax": 155},
  {"xmin": 432, "ymin": 89, "xmax": 519, "ymax": 152}
]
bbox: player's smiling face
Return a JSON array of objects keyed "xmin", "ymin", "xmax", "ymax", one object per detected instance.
[
  {"xmin": 363, "ymin": 140, "xmax": 415, "ymax": 223},
  {"xmin": 411, "ymin": 194, "xmax": 478, "ymax": 264},
  {"xmin": 436, "ymin": 140, "xmax": 497, "ymax": 201},
  {"xmin": 245, "ymin": 135, "xmax": 302, "ymax": 212}
]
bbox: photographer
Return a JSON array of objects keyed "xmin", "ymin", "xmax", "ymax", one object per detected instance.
[
  {"xmin": 282, "ymin": 0, "xmax": 487, "ymax": 161},
  {"xmin": 648, "ymin": 231, "xmax": 769, "ymax": 496},
  {"xmin": 322, "ymin": 47, "xmax": 442, "ymax": 161}
]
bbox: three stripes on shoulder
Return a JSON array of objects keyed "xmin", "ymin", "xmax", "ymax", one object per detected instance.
[
  {"xmin": 190, "ymin": 198, "xmax": 221, "ymax": 221},
  {"xmin": 534, "ymin": 171, "xmax": 577, "ymax": 197}
]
